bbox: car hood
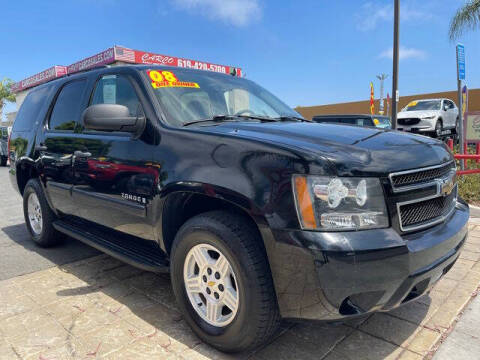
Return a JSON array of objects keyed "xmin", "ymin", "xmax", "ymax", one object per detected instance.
[
  {"xmin": 398, "ymin": 110, "xmax": 439, "ymax": 119},
  {"xmin": 199, "ymin": 122, "xmax": 453, "ymax": 177}
]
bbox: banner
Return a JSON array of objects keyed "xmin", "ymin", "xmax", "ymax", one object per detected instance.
[
  {"xmin": 123, "ymin": 47, "xmax": 242, "ymax": 77},
  {"xmin": 11, "ymin": 66, "xmax": 67, "ymax": 93},
  {"xmin": 370, "ymin": 82, "xmax": 375, "ymax": 115},
  {"xmin": 13, "ymin": 45, "xmax": 243, "ymax": 93},
  {"xmin": 67, "ymin": 47, "xmax": 115, "ymax": 74},
  {"xmin": 462, "ymin": 85, "xmax": 468, "ymax": 119},
  {"xmin": 386, "ymin": 92, "xmax": 390, "ymax": 116}
]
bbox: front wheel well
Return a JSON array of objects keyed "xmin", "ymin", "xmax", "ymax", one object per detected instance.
[{"xmin": 161, "ymin": 192, "xmax": 263, "ymax": 256}]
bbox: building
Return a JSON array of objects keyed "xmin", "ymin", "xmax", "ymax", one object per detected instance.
[
  {"xmin": 295, "ymin": 89, "xmax": 480, "ymax": 120},
  {"xmin": 12, "ymin": 45, "xmax": 242, "ymax": 110}
]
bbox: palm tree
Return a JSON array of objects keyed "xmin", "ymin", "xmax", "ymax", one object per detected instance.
[
  {"xmin": 0, "ymin": 78, "xmax": 16, "ymax": 122},
  {"xmin": 449, "ymin": 0, "xmax": 480, "ymax": 40}
]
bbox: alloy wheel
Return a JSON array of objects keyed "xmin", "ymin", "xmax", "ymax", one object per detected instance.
[
  {"xmin": 183, "ymin": 243, "xmax": 239, "ymax": 327},
  {"xmin": 27, "ymin": 192, "xmax": 43, "ymax": 235}
]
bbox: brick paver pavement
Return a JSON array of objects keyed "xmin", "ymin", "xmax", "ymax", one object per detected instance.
[{"xmin": 0, "ymin": 220, "xmax": 479, "ymax": 359}]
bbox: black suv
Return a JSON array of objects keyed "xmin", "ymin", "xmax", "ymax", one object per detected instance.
[{"xmin": 9, "ymin": 65, "xmax": 468, "ymax": 352}]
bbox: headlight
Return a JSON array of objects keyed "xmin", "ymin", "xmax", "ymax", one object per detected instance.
[
  {"xmin": 293, "ymin": 175, "xmax": 389, "ymax": 230},
  {"xmin": 421, "ymin": 115, "xmax": 436, "ymax": 120}
]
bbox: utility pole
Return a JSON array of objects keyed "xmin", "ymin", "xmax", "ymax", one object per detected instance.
[
  {"xmin": 376, "ymin": 74, "xmax": 388, "ymax": 115},
  {"xmin": 391, "ymin": 0, "xmax": 400, "ymax": 129}
]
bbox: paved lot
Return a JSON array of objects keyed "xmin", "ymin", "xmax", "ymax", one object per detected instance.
[
  {"xmin": 0, "ymin": 166, "xmax": 480, "ymax": 359},
  {"xmin": 433, "ymin": 294, "xmax": 480, "ymax": 360},
  {"xmin": 0, "ymin": 168, "xmax": 99, "ymax": 281}
]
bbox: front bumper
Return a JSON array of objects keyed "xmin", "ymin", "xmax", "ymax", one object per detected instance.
[{"xmin": 267, "ymin": 199, "xmax": 469, "ymax": 321}]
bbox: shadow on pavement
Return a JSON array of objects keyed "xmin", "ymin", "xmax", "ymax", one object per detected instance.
[{"xmin": 0, "ymin": 223, "xmax": 100, "ymax": 280}]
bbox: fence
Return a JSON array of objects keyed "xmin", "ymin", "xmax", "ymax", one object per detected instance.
[{"xmin": 447, "ymin": 139, "xmax": 480, "ymax": 175}]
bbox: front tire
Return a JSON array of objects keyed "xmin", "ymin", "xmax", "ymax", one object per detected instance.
[
  {"xmin": 170, "ymin": 211, "xmax": 280, "ymax": 353},
  {"xmin": 23, "ymin": 178, "xmax": 63, "ymax": 247},
  {"xmin": 0, "ymin": 156, "xmax": 7, "ymax": 166}
]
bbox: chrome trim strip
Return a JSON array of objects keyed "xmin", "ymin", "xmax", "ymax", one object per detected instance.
[
  {"xmin": 389, "ymin": 161, "xmax": 455, "ymax": 193},
  {"xmin": 397, "ymin": 185, "xmax": 457, "ymax": 232}
]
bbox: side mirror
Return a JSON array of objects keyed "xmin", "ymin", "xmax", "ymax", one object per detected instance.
[{"xmin": 82, "ymin": 104, "xmax": 145, "ymax": 135}]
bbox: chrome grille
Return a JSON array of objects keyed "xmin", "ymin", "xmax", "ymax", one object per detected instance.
[
  {"xmin": 399, "ymin": 188, "xmax": 457, "ymax": 229},
  {"xmin": 390, "ymin": 162, "xmax": 455, "ymax": 189},
  {"xmin": 398, "ymin": 118, "xmax": 421, "ymax": 126},
  {"xmin": 390, "ymin": 161, "xmax": 457, "ymax": 232}
]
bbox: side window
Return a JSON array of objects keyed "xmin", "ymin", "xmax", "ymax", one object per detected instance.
[
  {"xmin": 13, "ymin": 86, "xmax": 52, "ymax": 132},
  {"xmin": 49, "ymin": 80, "xmax": 87, "ymax": 131},
  {"xmin": 91, "ymin": 75, "xmax": 141, "ymax": 116}
]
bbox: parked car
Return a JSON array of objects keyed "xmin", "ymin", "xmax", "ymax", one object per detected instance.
[
  {"xmin": 9, "ymin": 65, "xmax": 468, "ymax": 353},
  {"xmin": 0, "ymin": 125, "xmax": 10, "ymax": 166},
  {"xmin": 397, "ymin": 98, "xmax": 459, "ymax": 138},
  {"xmin": 312, "ymin": 114, "xmax": 391, "ymax": 129}
]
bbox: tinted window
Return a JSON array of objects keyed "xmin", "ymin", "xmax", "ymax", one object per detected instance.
[
  {"xmin": 13, "ymin": 86, "xmax": 51, "ymax": 132},
  {"xmin": 314, "ymin": 117, "xmax": 342, "ymax": 123},
  {"xmin": 49, "ymin": 80, "xmax": 87, "ymax": 131},
  {"xmin": 1, "ymin": 127, "xmax": 8, "ymax": 139},
  {"xmin": 91, "ymin": 75, "xmax": 141, "ymax": 116},
  {"xmin": 445, "ymin": 100, "xmax": 455, "ymax": 109}
]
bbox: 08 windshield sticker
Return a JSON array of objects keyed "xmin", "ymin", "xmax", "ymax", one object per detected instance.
[{"xmin": 147, "ymin": 70, "xmax": 200, "ymax": 89}]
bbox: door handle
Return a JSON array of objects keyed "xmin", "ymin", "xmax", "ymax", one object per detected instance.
[
  {"xmin": 74, "ymin": 150, "xmax": 92, "ymax": 157},
  {"xmin": 35, "ymin": 144, "xmax": 48, "ymax": 152}
]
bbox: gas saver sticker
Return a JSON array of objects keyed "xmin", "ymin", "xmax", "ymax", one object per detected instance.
[{"xmin": 147, "ymin": 70, "xmax": 199, "ymax": 89}]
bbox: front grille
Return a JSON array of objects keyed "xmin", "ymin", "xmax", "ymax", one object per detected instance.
[
  {"xmin": 398, "ymin": 118, "xmax": 421, "ymax": 126},
  {"xmin": 391, "ymin": 162, "xmax": 455, "ymax": 188},
  {"xmin": 399, "ymin": 188, "xmax": 456, "ymax": 229}
]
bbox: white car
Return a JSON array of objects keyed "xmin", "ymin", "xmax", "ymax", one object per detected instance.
[{"xmin": 397, "ymin": 98, "xmax": 459, "ymax": 137}]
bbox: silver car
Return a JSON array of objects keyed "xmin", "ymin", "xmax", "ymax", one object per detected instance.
[{"xmin": 397, "ymin": 98, "xmax": 459, "ymax": 137}]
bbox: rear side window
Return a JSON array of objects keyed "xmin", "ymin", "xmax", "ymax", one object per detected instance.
[
  {"xmin": 49, "ymin": 80, "xmax": 87, "ymax": 131},
  {"xmin": 1, "ymin": 127, "xmax": 8, "ymax": 139},
  {"xmin": 90, "ymin": 75, "xmax": 142, "ymax": 116},
  {"xmin": 13, "ymin": 86, "xmax": 51, "ymax": 132}
]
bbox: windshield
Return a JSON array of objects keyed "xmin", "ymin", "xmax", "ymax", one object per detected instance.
[
  {"xmin": 404, "ymin": 100, "xmax": 441, "ymax": 111},
  {"xmin": 145, "ymin": 68, "xmax": 302, "ymax": 126},
  {"xmin": 373, "ymin": 117, "xmax": 391, "ymax": 129}
]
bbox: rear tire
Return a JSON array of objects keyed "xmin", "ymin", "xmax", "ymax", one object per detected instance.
[
  {"xmin": 23, "ymin": 178, "xmax": 63, "ymax": 247},
  {"xmin": 170, "ymin": 211, "xmax": 280, "ymax": 353},
  {"xmin": 0, "ymin": 156, "xmax": 7, "ymax": 166}
]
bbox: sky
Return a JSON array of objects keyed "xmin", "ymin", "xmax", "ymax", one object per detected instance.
[{"xmin": 1, "ymin": 0, "xmax": 479, "ymax": 119}]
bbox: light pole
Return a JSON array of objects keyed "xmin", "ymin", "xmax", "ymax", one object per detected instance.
[
  {"xmin": 376, "ymin": 74, "xmax": 388, "ymax": 115},
  {"xmin": 391, "ymin": 0, "xmax": 400, "ymax": 129}
]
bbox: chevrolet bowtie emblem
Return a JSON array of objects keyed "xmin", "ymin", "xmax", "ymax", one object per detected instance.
[
  {"xmin": 437, "ymin": 171, "xmax": 456, "ymax": 197},
  {"xmin": 207, "ymin": 281, "xmax": 215, "ymax": 287}
]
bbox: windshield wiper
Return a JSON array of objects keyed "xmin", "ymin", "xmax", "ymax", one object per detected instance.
[
  {"xmin": 182, "ymin": 114, "xmax": 278, "ymax": 127},
  {"xmin": 275, "ymin": 116, "xmax": 311, "ymax": 122}
]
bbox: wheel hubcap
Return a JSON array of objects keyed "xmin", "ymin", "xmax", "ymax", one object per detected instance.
[
  {"xmin": 183, "ymin": 244, "xmax": 239, "ymax": 327},
  {"xmin": 27, "ymin": 193, "xmax": 43, "ymax": 235}
]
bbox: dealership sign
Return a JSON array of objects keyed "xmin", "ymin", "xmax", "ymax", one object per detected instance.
[
  {"xmin": 13, "ymin": 45, "xmax": 242, "ymax": 93},
  {"xmin": 11, "ymin": 66, "xmax": 67, "ymax": 92},
  {"xmin": 465, "ymin": 112, "xmax": 480, "ymax": 143},
  {"xmin": 114, "ymin": 46, "xmax": 242, "ymax": 77},
  {"xmin": 67, "ymin": 47, "xmax": 116, "ymax": 74}
]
